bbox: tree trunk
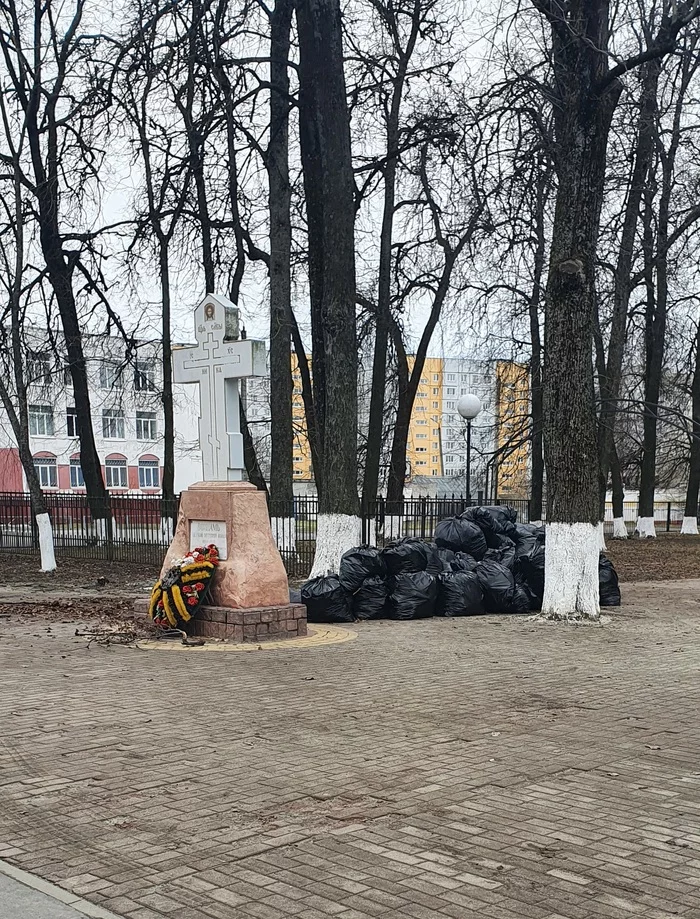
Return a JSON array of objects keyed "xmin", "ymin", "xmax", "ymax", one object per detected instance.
[
  {"xmin": 598, "ymin": 60, "xmax": 660, "ymax": 489},
  {"xmin": 386, "ymin": 323, "xmax": 412, "ymax": 510},
  {"xmin": 296, "ymin": 0, "xmax": 360, "ymax": 576},
  {"xmin": 0, "ymin": 171, "xmax": 56, "ymax": 569},
  {"xmin": 361, "ymin": 8, "xmax": 420, "ymax": 509},
  {"xmin": 682, "ymin": 321, "xmax": 700, "ymax": 534},
  {"xmin": 26, "ymin": 87, "xmax": 109, "ymax": 530},
  {"xmin": 159, "ymin": 248, "xmax": 174, "ymax": 492},
  {"xmin": 610, "ymin": 442, "xmax": 627, "ymax": 538},
  {"xmin": 539, "ymin": 2, "xmax": 621, "ymax": 620},
  {"xmin": 637, "ymin": 182, "xmax": 667, "ymax": 537},
  {"xmin": 528, "ymin": 172, "xmax": 547, "ymax": 524},
  {"xmin": 159, "ymin": 243, "xmax": 176, "ymax": 533},
  {"xmin": 42, "ymin": 248, "xmax": 110, "ymax": 528},
  {"xmin": 268, "ymin": 0, "xmax": 295, "ymax": 542}
]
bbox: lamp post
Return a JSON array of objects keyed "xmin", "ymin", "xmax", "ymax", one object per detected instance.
[{"xmin": 457, "ymin": 394, "xmax": 482, "ymax": 507}]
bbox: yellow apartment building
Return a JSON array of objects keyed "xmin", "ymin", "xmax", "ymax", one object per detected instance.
[
  {"xmin": 291, "ymin": 353, "xmax": 314, "ymax": 481},
  {"xmin": 406, "ymin": 356, "xmax": 444, "ymax": 478},
  {"xmin": 495, "ymin": 360, "xmax": 530, "ymax": 497}
]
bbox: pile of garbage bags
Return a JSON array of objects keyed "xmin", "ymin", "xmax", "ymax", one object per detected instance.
[{"xmin": 301, "ymin": 505, "xmax": 621, "ymax": 623}]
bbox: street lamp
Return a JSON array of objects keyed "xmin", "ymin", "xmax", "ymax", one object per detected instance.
[{"xmin": 457, "ymin": 394, "xmax": 482, "ymax": 506}]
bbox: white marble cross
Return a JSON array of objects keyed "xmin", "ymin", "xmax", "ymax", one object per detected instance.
[{"xmin": 172, "ymin": 294, "xmax": 267, "ymax": 481}]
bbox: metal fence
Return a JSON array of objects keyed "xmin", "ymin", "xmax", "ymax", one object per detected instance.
[
  {"xmin": 0, "ymin": 491, "xmax": 691, "ymax": 577},
  {"xmin": 0, "ymin": 492, "xmax": 178, "ymax": 565}
]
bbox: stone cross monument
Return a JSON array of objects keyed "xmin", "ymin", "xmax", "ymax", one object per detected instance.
[
  {"xmin": 156, "ymin": 293, "xmax": 297, "ymax": 628},
  {"xmin": 172, "ymin": 294, "xmax": 266, "ymax": 481}
]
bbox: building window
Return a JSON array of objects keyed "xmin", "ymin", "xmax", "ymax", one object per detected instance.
[
  {"xmin": 138, "ymin": 459, "xmax": 159, "ymax": 488},
  {"xmin": 431, "ymin": 469, "xmax": 438, "ymax": 476},
  {"xmin": 105, "ymin": 458, "xmax": 127, "ymax": 488},
  {"xmin": 415, "ymin": 447, "xmax": 427, "ymax": 453},
  {"xmin": 416, "ymin": 406, "xmax": 426, "ymax": 412},
  {"xmin": 433, "ymin": 374, "xmax": 439, "ymax": 381},
  {"xmin": 446, "ymin": 401, "xmax": 455, "ymax": 410},
  {"xmin": 28, "ymin": 351, "xmax": 51, "ymax": 385},
  {"xmin": 136, "ymin": 411, "xmax": 157, "ymax": 440},
  {"xmin": 432, "ymin": 455, "xmax": 439, "ymax": 463},
  {"xmin": 66, "ymin": 408, "xmax": 78, "ymax": 437},
  {"xmin": 432, "ymin": 401, "xmax": 439, "ymax": 409},
  {"xmin": 102, "ymin": 409, "xmax": 125, "ymax": 439},
  {"xmin": 446, "ymin": 373, "xmax": 455, "ymax": 381},
  {"xmin": 433, "ymin": 388, "xmax": 439, "ymax": 395},
  {"xmin": 416, "ymin": 433, "xmax": 427, "ymax": 439},
  {"xmin": 134, "ymin": 361, "xmax": 157, "ymax": 392},
  {"xmin": 420, "ymin": 377, "xmax": 428, "ymax": 384},
  {"xmin": 416, "ymin": 420, "xmax": 427, "ymax": 426},
  {"xmin": 445, "ymin": 455, "xmax": 454, "ymax": 463},
  {"xmin": 69, "ymin": 458, "xmax": 84, "ymax": 488},
  {"xmin": 415, "ymin": 460, "xmax": 427, "ymax": 466},
  {"xmin": 100, "ymin": 361, "xmax": 123, "ymax": 390},
  {"xmin": 34, "ymin": 456, "xmax": 57, "ymax": 487},
  {"xmin": 29, "ymin": 404, "xmax": 54, "ymax": 436},
  {"xmin": 447, "ymin": 388, "xmax": 456, "ymax": 396},
  {"xmin": 432, "ymin": 428, "xmax": 440, "ymax": 435}
]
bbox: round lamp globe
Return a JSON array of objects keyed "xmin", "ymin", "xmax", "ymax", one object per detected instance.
[{"xmin": 457, "ymin": 393, "xmax": 482, "ymax": 421}]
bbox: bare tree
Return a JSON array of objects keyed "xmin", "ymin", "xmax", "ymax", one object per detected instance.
[
  {"xmin": 0, "ymin": 132, "xmax": 56, "ymax": 570},
  {"xmin": 527, "ymin": 0, "xmax": 700, "ymax": 619},
  {"xmin": 0, "ymin": 0, "xmax": 111, "ymax": 529},
  {"xmin": 296, "ymin": 0, "xmax": 360, "ymax": 574}
]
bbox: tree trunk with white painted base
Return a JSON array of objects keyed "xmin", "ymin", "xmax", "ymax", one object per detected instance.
[
  {"xmin": 309, "ymin": 514, "xmax": 362, "ymax": 577},
  {"xmin": 680, "ymin": 516, "xmax": 698, "ymax": 535},
  {"xmin": 536, "ymin": 2, "xmax": 620, "ymax": 621},
  {"xmin": 542, "ymin": 523, "xmax": 600, "ymax": 621},
  {"xmin": 612, "ymin": 518, "xmax": 628, "ymax": 539},
  {"xmin": 683, "ymin": 321, "xmax": 700, "ymax": 533},
  {"xmin": 297, "ymin": 0, "xmax": 360, "ymax": 576},
  {"xmin": 635, "ymin": 516, "xmax": 657, "ymax": 538},
  {"xmin": 36, "ymin": 513, "xmax": 57, "ymax": 572},
  {"xmin": 610, "ymin": 446, "xmax": 627, "ymax": 538}
]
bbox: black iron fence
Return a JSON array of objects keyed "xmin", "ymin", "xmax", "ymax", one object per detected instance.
[
  {"xmin": 0, "ymin": 491, "xmax": 178, "ymax": 564},
  {"xmin": 0, "ymin": 491, "xmax": 690, "ymax": 577}
]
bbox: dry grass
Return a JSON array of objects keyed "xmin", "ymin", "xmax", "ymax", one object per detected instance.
[{"xmin": 605, "ymin": 533, "xmax": 700, "ymax": 582}]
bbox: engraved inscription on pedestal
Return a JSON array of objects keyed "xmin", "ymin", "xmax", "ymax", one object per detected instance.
[{"xmin": 190, "ymin": 520, "xmax": 228, "ymax": 559}]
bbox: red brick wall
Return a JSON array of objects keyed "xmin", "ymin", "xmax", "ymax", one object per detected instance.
[{"xmin": 0, "ymin": 448, "xmax": 23, "ymax": 491}]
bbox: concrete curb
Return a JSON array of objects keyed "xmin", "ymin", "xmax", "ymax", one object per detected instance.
[{"xmin": 0, "ymin": 858, "xmax": 123, "ymax": 919}]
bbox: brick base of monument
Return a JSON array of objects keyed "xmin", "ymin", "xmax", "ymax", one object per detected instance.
[{"xmin": 134, "ymin": 599, "xmax": 307, "ymax": 643}]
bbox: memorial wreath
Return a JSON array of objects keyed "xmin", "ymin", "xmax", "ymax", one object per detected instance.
[{"xmin": 148, "ymin": 544, "xmax": 220, "ymax": 628}]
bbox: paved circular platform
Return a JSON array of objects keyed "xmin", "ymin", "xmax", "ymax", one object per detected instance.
[{"xmin": 135, "ymin": 622, "xmax": 357, "ymax": 652}]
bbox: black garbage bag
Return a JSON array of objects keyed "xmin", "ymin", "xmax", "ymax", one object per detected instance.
[
  {"xmin": 389, "ymin": 571, "xmax": 438, "ymax": 620},
  {"xmin": 301, "ymin": 575, "xmax": 353, "ymax": 623},
  {"xmin": 512, "ymin": 580, "xmax": 536, "ymax": 612},
  {"xmin": 434, "ymin": 517, "xmax": 488, "ymax": 560},
  {"xmin": 436, "ymin": 546, "xmax": 457, "ymax": 567},
  {"xmin": 484, "ymin": 543, "xmax": 516, "ymax": 572},
  {"xmin": 424, "ymin": 542, "xmax": 446, "ymax": 575},
  {"xmin": 353, "ymin": 575, "xmax": 389, "ymax": 620},
  {"xmin": 599, "ymin": 555, "xmax": 621, "ymax": 607},
  {"xmin": 517, "ymin": 541, "xmax": 545, "ymax": 603},
  {"xmin": 463, "ymin": 505, "xmax": 519, "ymax": 545},
  {"xmin": 438, "ymin": 570, "xmax": 485, "ymax": 616},
  {"xmin": 382, "ymin": 538, "xmax": 435, "ymax": 575},
  {"xmin": 476, "ymin": 558, "xmax": 521, "ymax": 613},
  {"xmin": 513, "ymin": 523, "xmax": 545, "ymax": 555},
  {"xmin": 339, "ymin": 546, "xmax": 387, "ymax": 593},
  {"xmin": 451, "ymin": 551, "xmax": 478, "ymax": 572}
]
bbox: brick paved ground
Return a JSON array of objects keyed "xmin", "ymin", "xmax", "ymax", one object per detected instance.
[{"xmin": 1, "ymin": 579, "xmax": 699, "ymax": 919}]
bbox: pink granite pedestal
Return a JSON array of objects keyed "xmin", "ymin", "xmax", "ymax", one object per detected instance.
[{"xmin": 138, "ymin": 480, "xmax": 307, "ymax": 642}]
